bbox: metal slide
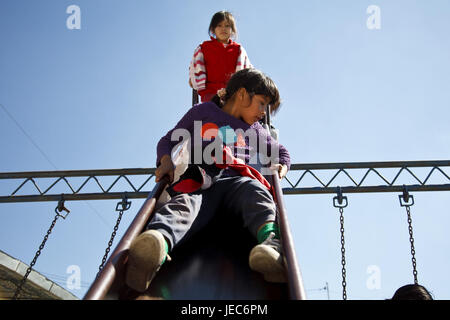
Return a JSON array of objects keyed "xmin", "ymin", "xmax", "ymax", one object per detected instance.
[
  {"xmin": 83, "ymin": 158, "xmax": 305, "ymax": 299},
  {"xmin": 84, "ymin": 103, "xmax": 306, "ymax": 300}
]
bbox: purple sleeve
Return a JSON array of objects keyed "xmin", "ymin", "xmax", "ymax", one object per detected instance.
[
  {"xmin": 276, "ymin": 139, "xmax": 291, "ymax": 170},
  {"xmin": 254, "ymin": 122, "xmax": 291, "ymax": 170},
  {"xmin": 156, "ymin": 106, "xmax": 200, "ymax": 166},
  {"xmin": 269, "ymin": 134, "xmax": 291, "ymax": 170}
]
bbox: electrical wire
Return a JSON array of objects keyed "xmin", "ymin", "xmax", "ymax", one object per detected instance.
[{"xmin": 0, "ymin": 102, "xmax": 113, "ymax": 229}]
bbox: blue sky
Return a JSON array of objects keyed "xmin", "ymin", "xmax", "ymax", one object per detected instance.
[{"xmin": 1, "ymin": 0, "xmax": 449, "ymax": 300}]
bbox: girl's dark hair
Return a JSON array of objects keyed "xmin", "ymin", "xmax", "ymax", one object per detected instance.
[
  {"xmin": 208, "ymin": 11, "xmax": 237, "ymax": 39},
  {"xmin": 211, "ymin": 68, "xmax": 281, "ymax": 114},
  {"xmin": 391, "ymin": 284, "xmax": 433, "ymax": 300}
]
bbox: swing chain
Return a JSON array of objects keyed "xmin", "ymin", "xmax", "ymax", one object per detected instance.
[
  {"xmin": 13, "ymin": 196, "xmax": 69, "ymax": 300},
  {"xmin": 97, "ymin": 194, "xmax": 131, "ymax": 276},
  {"xmin": 399, "ymin": 186, "xmax": 418, "ymax": 284},
  {"xmin": 333, "ymin": 187, "xmax": 348, "ymax": 300},
  {"xmin": 338, "ymin": 207, "xmax": 347, "ymax": 300},
  {"xmin": 405, "ymin": 205, "xmax": 418, "ymax": 284}
]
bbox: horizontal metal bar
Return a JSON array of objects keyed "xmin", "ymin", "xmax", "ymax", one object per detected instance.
[
  {"xmin": 0, "ymin": 168, "xmax": 155, "ymax": 179},
  {"xmin": 289, "ymin": 160, "xmax": 450, "ymax": 170},
  {"xmin": 1, "ymin": 184, "xmax": 449, "ymax": 203},
  {"xmin": 282, "ymin": 184, "xmax": 450, "ymax": 195},
  {"xmin": 0, "ymin": 192, "xmax": 150, "ymax": 203},
  {"xmin": 1, "ymin": 160, "xmax": 448, "ymax": 180},
  {"xmin": 0, "ymin": 161, "xmax": 448, "ymax": 203}
]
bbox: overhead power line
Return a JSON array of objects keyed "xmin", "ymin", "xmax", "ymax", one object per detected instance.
[
  {"xmin": 1, "ymin": 103, "xmax": 58, "ymax": 169},
  {"xmin": 0, "ymin": 102, "xmax": 112, "ymax": 229}
]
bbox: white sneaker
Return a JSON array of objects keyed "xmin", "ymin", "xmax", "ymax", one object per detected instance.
[
  {"xmin": 125, "ymin": 229, "xmax": 168, "ymax": 292},
  {"xmin": 249, "ymin": 232, "xmax": 287, "ymax": 283}
]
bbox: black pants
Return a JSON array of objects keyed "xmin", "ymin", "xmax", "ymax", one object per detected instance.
[{"xmin": 147, "ymin": 176, "xmax": 277, "ymax": 251}]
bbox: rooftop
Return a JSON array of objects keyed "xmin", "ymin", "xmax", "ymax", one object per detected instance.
[{"xmin": 0, "ymin": 250, "xmax": 79, "ymax": 300}]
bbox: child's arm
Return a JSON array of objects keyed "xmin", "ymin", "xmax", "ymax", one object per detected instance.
[
  {"xmin": 256, "ymin": 123, "xmax": 290, "ymax": 179},
  {"xmin": 189, "ymin": 45, "xmax": 207, "ymax": 91},
  {"xmin": 156, "ymin": 104, "xmax": 207, "ymax": 171},
  {"xmin": 235, "ymin": 46, "xmax": 253, "ymax": 71},
  {"xmin": 155, "ymin": 154, "xmax": 175, "ymax": 183},
  {"xmin": 271, "ymin": 163, "xmax": 288, "ymax": 180}
]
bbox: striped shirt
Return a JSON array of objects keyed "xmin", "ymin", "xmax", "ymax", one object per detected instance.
[{"xmin": 189, "ymin": 42, "xmax": 253, "ymax": 92}]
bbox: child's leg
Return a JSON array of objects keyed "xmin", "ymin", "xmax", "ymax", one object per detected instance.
[
  {"xmin": 216, "ymin": 176, "xmax": 286, "ymax": 282},
  {"xmin": 249, "ymin": 226, "xmax": 286, "ymax": 283},
  {"xmin": 146, "ymin": 193, "xmax": 204, "ymax": 251},
  {"xmin": 126, "ymin": 229, "xmax": 169, "ymax": 292},
  {"xmin": 217, "ymin": 176, "xmax": 278, "ymax": 240},
  {"xmin": 256, "ymin": 221, "xmax": 281, "ymax": 244},
  {"xmin": 126, "ymin": 190, "xmax": 222, "ymax": 292},
  {"xmin": 126, "ymin": 193, "xmax": 202, "ymax": 292}
]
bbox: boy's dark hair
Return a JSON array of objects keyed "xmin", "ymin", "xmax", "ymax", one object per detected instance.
[
  {"xmin": 391, "ymin": 284, "xmax": 433, "ymax": 300},
  {"xmin": 212, "ymin": 68, "xmax": 281, "ymax": 115},
  {"xmin": 208, "ymin": 11, "xmax": 237, "ymax": 38}
]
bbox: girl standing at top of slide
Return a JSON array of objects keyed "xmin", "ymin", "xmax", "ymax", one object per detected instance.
[{"xmin": 189, "ymin": 11, "xmax": 253, "ymax": 102}]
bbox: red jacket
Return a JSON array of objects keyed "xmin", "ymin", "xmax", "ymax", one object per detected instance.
[{"xmin": 199, "ymin": 37, "xmax": 241, "ymax": 100}]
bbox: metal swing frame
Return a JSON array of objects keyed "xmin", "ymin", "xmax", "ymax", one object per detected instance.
[{"xmin": 1, "ymin": 92, "xmax": 448, "ymax": 300}]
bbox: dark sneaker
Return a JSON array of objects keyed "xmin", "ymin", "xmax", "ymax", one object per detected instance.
[
  {"xmin": 125, "ymin": 230, "xmax": 167, "ymax": 292},
  {"xmin": 249, "ymin": 232, "xmax": 287, "ymax": 283}
]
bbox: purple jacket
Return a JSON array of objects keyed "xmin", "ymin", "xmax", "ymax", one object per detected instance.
[{"xmin": 156, "ymin": 102, "xmax": 290, "ymax": 173}]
